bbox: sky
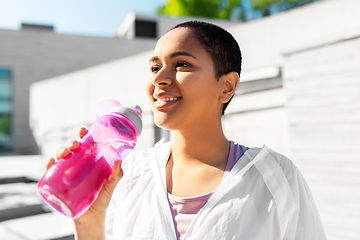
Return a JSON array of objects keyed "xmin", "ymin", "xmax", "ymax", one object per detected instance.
[{"xmin": 0, "ymin": 0, "xmax": 165, "ymax": 37}]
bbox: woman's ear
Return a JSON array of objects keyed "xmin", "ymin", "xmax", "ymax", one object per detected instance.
[{"xmin": 219, "ymin": 71, "xmax": 239, "ymax": 103}]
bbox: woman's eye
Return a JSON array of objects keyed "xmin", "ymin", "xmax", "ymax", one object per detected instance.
[
  {"xmin": 176, "ymin": 61, "xmax": 190, "ymax": 69},
  {"xmin": 150, "ymin": 66, "xmax": 160, "ymax": 73}
]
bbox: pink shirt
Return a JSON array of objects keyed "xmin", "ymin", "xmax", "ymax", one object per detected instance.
[{"xmin": 167, "ymin": 141, "xmax": 247, "ymax": 240}]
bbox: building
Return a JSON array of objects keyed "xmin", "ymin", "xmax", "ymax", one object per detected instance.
[
  {"xmin": 0, "ymin": 14, "xmax": 238, "ymax": 239},
  {"xmin": 0, "ymin": 14, "xmax": 238, "ymax": 156},
  {"xmin": 0, "ymin": 23, "xmax": 155, "ymax": 155},
  {"xmin": 29, "ymin": 0, "xmax": 360, "ymax": 239}
]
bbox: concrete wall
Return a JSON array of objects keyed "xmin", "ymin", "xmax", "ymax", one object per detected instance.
[
  {"xmin": 224, "ymin": 87, "xmax": 289, "ymax": 155},
  {"xmin": 224, "ymin": 1, "xmax": 360, "ymax": 239},
  {"xmin": 227, "ymin": 0, "xmax": 360, "ymax": 70},
  {"xmin": 29, "ymin": 50, "xmax": 155, "ymax": 162},
  {"xmin": 0, "ymin": 29, "xmax": 157, "ymax": 154},
  {"xmin": 283, "ymin": 36, "xmax": 360, "ymax": 240}
]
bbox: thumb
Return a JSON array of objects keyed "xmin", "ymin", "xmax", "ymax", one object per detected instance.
[
  {"xmin": 89, "ymin": 160, "xmax": 124, "ymax": 214},
  {"xmin": 74, "ymin": 160, "xmax": 124, "ymax": 219},
  {"xmin": 104, "ymin": 160, "xmax": 124, "ymax": 195}
]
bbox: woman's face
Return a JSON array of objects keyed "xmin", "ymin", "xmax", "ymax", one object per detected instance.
[{"xmin": 146, "ymin": 27, "xmax": 224, "ymax": 131}]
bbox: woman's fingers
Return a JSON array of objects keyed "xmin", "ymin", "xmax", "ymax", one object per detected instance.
[
  {"xmin": 46, "ymin": 158, "xmax": 56, "ymax": 170},
  {"xmin": 107, "ymin": 160, "xmax": 124, "ymax": 188},
  {"xmin": 103, "ymin": 160, "xmax": 123, "ymax": 197},
  {"xmin": 47, "ymin": 128, "xmax": 86, "ymax": 170},
  {"xmin": 55, "ymin": 128, "xmax": 86, "ymax": 161},
  {"xmin": 56, "ymin": 147, "xmax": 71, "ymax": 160},
  {"xmin": 79, "ymin": 127, "xmax": 88, "ymax": 139},
  {"xmin": 46, "ymin": 138, "xmax": 78, "ymax": 171},
  {"xmin": 54, "ymin": 138, "xmax": 80, "ymax": 161},
  {"xmin": 65, "ymin": 139, "xmax": 80, "ymax": 150}
]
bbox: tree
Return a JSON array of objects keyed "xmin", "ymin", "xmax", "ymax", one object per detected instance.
[
  {"xmin": 0, "ymin": 115, "xmax": 10, "ymax": 135},
  {"xmin": 157, "ymin": 0, "xmax": 319, "ymax": 20},
  {"xmin": 157, "ymin": 0, "xmax": 243, "ymax": 20}
]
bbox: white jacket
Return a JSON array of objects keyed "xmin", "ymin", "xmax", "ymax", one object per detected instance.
[{"xmin": 105, "ymin": 140, "xmax": 326, "ymax": 240}]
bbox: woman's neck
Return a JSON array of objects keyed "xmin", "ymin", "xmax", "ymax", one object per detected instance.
[
  {"xmin": 171, "ymin": 121, "xmax": 230, "ymax": 168},
  {"xmin": 166, "ymin": 120, "xmax": 230, "ymax": 197}
]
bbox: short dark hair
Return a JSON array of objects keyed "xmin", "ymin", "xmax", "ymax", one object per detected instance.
[{"xmin": 172, "ymin": 21, "xmax": 242, "ymax": 115}]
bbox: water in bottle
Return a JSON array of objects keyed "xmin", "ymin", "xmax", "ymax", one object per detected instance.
[{"xmin": 37, "ymin": 99, "xmax": 142, "ymax": 218}]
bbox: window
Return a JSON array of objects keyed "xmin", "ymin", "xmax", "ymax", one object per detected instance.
[
  {"xmin": 135, "ymin": 19, "xmax": 157, "ymax": 38},
  {"xmin": 0, "ymin": 69, "xmax": 12, "ymax": 152}
]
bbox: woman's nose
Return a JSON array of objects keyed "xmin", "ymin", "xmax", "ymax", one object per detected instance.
[{"xmin": 152, "ymin": 68, "xmax": 172, "ymax": 87}]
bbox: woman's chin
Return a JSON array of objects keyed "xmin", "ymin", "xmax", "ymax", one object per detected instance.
[
  {"xmin": 154, "ymin": 120, "xmax": 172, "ymax": 130},
  {"xmin": 154, "ymin": 117, "xmax": 177, "ymax": 131}
]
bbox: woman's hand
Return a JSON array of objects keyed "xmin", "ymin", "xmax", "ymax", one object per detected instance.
[
  {"xmin": 46, "ymin": 127, "xmax": 124, "ymax": 240},
  {"xmin": 46, "ymin": 127, "xmax": 87, "ymax": 170}
]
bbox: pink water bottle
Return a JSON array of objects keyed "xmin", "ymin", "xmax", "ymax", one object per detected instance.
[{"xmin": 37, "ymin": 99, "xmax": 142, "ymax": 218}]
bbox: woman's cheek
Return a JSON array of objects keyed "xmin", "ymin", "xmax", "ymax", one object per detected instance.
[{"xmin": 145, "ymin": 80, "xmax": 154, "ymax": 98}]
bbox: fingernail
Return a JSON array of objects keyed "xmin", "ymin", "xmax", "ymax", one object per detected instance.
[
  {"xmin": 57, "ymin": 147, "xmax": 69, "ymax": 159},
  {"xmin": 66, "ymin": 139, "xmax": 79, "ymax": 150},
  {"xmin": 57, "ymin": 147, "xmax": 65, "ymax": 155},
  {"xmin": 65, "ymin": 139, "xmax": 75, "ymax": 148},
  {"xmin": 117, "ymin": 160, "xmax": 122, "ymax": 169}
]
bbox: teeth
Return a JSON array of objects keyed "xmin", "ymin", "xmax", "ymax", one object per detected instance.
[{"xmin": 157, "ymin": 97, "xmax": 178, "ymax": 102}]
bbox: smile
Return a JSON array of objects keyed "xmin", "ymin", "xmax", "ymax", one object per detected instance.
[
  {"xmin": 156, "ymin": 97, "xmax": 179, "ymax": 102},
  {"xmin": 154, "ymin": 97, "xmax": 181, "ymax": 108}
]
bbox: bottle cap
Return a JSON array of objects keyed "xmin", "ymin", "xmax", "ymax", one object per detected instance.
[{"xmin": 110, "ymin": 106, "xmax": 143, "ymax": 136}]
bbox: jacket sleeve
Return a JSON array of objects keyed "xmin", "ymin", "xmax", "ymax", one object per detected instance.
[
  {"xmin": 290, "ymin": 167, "xmax": 327, "ymax": 240},
  {"xmin": 268, "ymin": 150, "xmax": 327, "ymax": 240}
]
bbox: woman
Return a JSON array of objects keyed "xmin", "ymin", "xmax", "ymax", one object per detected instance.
[{"xmin": 50, "ymin": 21, "xmax": 326, "ymax": 240}]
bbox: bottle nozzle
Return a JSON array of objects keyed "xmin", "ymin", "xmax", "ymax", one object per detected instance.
[
  {"xmin": 110, "ymin": 105, "xmax": 143, "ymax": 136},
  {"xmin": 134, "ymin": 105, "xmax": 142, "ymax": 114}
]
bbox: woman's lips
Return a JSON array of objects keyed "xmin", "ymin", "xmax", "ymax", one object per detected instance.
[{"xmin": 154, "ymin": 97, "xmax": 181, "ymax": 109}]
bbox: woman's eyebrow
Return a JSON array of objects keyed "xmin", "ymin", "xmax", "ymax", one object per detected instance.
[
  {"xmin": 149, "ymin": 51, "xmax": 197, "ymax": 63},
  {"xmin": 149, "ymin": 56, "xmax": 159, "ymax": 63},
  {"xmin": 170, "ymin": 51, "xmax": 197, "ymax": 59}
]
